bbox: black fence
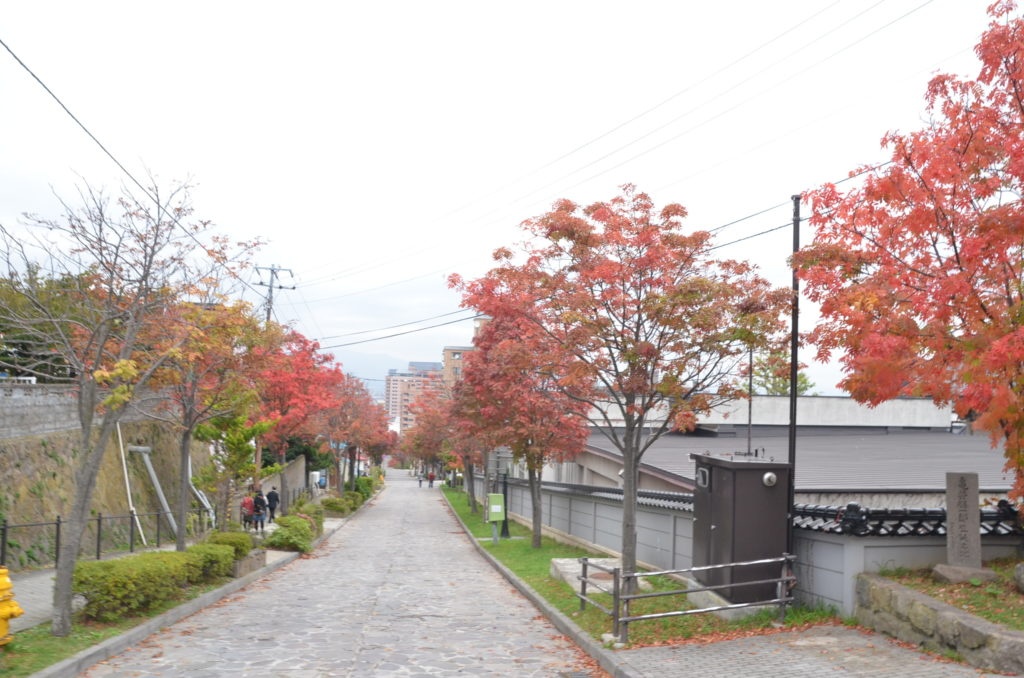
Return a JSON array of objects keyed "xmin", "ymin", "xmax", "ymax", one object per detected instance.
[{"xmin": 0, "ymin": 508, "xmax": 214, "ymax": 570}]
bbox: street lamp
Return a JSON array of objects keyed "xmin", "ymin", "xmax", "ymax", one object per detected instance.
[{"xmin": 495, "ymin": 449, "xmax": 513, "ymax": 538}]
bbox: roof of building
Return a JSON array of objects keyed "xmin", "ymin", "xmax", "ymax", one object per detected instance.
[{"xmin": 588, "ymin": 425, "xmax": 1014, "ymax": 493}]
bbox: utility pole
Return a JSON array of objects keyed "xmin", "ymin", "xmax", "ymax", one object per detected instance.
[
  {"xmin": 255, "ymin": 264, "xmax": 294, "ymax": 323},
  {"xmin": 787, "ymin": 194, "xmax": 801, "ymax": 555}
]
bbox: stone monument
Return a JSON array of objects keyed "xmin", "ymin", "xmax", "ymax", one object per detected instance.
[{"xmin": 933, "ymin": 472, "xmax": 997, "ymax": 584}]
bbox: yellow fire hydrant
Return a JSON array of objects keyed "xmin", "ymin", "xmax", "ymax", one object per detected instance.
[{"xmin": 0, "ymin": 567, "xmax": 24, "ymax": 647}]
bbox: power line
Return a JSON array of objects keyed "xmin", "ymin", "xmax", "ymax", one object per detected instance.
[
  {"xmin": 320, "ymin": 310, "xmax": 477, "ymax": 341},
  {"xmin": 320, "ymin": 313, "xmax": 484, "ymax": 350},
  {"xmin": 0, "ymin": 34, "xmax": 264, "ymax": 299}
]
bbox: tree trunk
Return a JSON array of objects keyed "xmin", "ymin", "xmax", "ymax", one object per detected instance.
[
  {"xmin": 176, "ymin": 427, "xmax": 193, "ymax": 551},
  {"xmin": 52, "ymin": 416, "xmax": 118, "ymax": 636},
  {"xmin": 278, "ymin": 449, "xmax": 289, "ymax": 515},
  {"xmin": 464, "ymin": 459, "xmax": 477, "ymax": 513},
  {"xmin": 528, "ymin": 466, "xmax": 543, "ymax": 548},
  {"xmin": 620, "ymin": 449, "xmax": 640, "ymax": 594},
  {"xmin": 348, "ymin": 446, "xmax": 357, "ymax": 492},
  {"xmin": 253, "ymin": 439, "xmax": 263, "ymax": 490}
]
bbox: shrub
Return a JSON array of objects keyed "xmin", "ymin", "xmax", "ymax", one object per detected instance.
[
  {"xmin": 343, "ymin": 491, "xmax": 364, "ymax": 509},
  {"xmin": 291, "ymin": 501, "xmax": 324, "ymax": 534},
  {"xmin": 206, "ymin": 531, "xmax": 255, "ymax": 560},
  {"xmin": 355, "ymin": 476, "xmax": 374, "ymax": 500},
  {"xmin": 320, "ymin": 496, "xmax": 350, "ymax": 515},
  {"xmin": 186, "ymin": 543, "xmax": 234, "ymax": 579},
  {"xmin": 262, "ymin": 515, "xmax": 313, "ymax": 553},
  {"xmin": 72, "ymin": 551, "xmax": 195, "ymax": 622}
]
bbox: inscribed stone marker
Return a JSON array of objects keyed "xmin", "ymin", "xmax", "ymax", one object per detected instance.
[{"xmin": 945, "ymin": 472, "xmax": 981, "ymax": 569}]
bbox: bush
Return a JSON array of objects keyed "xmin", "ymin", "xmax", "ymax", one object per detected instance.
[
  {"xmin": 206, "ymin": 531, "xmax": 255, "ymax": 560},
  {"xmin": 186, "ymin": 543, "xmax": 234, "ymax": 579},
  {"xmin": 320, "ymin": 496, "xmax": 350, "ymax": 515},
  {"xmin": 290, "ymin": 500, "xmax": 324, "ymax": 534},
  {"xmin": 262, "ymin": 515, "xmax": 313, "ymax": 553},
  {"xmin": 343, "ymin": 491, "xmax": 364, "ymax": 510},
  {"xmin": 355, "ymin": 476, "xmax": 374, "ymax": 500},
  {"xmin": 72, "ymin": 551, "xmax": 195, "ymax": 622}
]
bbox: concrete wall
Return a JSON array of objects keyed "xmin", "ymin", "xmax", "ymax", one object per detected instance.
[
  {"xmin": 475, "ymin": 477, "xmax": 1021, "ymax": 616},
  {"xmin": 792, "ymin": 531, "xmax": 1019, "ymax": 614},
  {"xmin": 0, "ymin": 384, "xmax": 79, "ymax": 438}
]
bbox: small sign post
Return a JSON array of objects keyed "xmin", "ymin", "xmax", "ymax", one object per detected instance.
[{"xmin": 487, "ymin": 493, "xmax": 505, "ymax": 545}]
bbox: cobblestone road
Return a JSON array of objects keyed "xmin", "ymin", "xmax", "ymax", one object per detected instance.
[{"xmin": 82, "ymin": 476, "xmax": 596, "ymax": 677}]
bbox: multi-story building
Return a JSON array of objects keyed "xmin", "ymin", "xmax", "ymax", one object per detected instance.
[
  {"xmin": 384, "ymin": 362, "xmax": 442, "ymax": 433},
  {"xmin": 441, "ymin": 346, "xmax": 471, "ymax": 389},
  {"xmin": 441, "ymin": 316, "xmax": 489, "ymax": 390}
]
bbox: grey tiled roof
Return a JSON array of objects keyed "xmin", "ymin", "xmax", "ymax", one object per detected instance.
[{"xmin": 590, "ymin": 425, "xmax": 1013, "ymax": 492}]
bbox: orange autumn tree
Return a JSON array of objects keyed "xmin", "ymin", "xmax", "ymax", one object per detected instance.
[
  {"xmin": 152, "ymin": 297, "xmax": 267, "ymax": 551},
  {"xmin": 454, "ymin": 313, "xmax": 589, "ymax": 548},
  {"xmin": 452, "ymin": 184, "xmax": 790, "ymax": 575},
  {"xmin": 796, "ymin": 1, "xmax": 1024, "ymax": 504}
]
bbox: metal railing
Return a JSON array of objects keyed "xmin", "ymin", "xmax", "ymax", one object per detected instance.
[
  {"xmin": 0, "ymin": 508, "xmax": 214, "ymax": 570},
  {"xmin": 578, "ymin": 554, "xmax": 797, "ymax": 644}
]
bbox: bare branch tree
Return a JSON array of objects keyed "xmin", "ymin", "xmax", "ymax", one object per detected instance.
[{"xmin": 0, "ymin": 180, "xmax": 224, "ymax": 636}]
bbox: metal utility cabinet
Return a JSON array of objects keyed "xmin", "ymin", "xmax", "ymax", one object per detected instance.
[{"xmin": 691, "ymin": 452, "xmax": 790, "ymax": 603}]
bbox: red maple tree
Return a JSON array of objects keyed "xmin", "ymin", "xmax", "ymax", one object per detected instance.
[
  {"xmin": 454, "ymin": 313, "xmax": 590, "ymax": 547},
  {"xmin": 257, "ymin": 330, "xmax": 345, "ymax": 504},
  {"xmin": 796, "ymin": 2, "xmax": 1024, "ymax": 503},
  {"xmin": 453, "ymin": 184, "xmax": 789, "ymax": 574}
]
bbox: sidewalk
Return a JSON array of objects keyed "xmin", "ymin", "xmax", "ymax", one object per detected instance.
[{"xmin": 8, "ymin": 516, "xmax": 310, "ymax": 634}]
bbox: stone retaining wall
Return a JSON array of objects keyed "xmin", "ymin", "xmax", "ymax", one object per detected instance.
[{"xmin": 855, "ymin": 572, "xmax": 1024, "ymax": 675}]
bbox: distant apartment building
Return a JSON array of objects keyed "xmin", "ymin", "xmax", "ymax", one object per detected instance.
[
  {"xmin": 441, "ymin": 316, "xmax": 488, "ymax": 389},
  {"xmin": 441, "ymin": 346, "xmax": 472, "ymax": 389},
  {"xmin": 385, "ymin": 362, "xmax": 442, "ymax": 433}
]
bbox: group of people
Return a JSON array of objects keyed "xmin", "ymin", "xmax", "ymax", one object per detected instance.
[{"xmin": 240, "ymin": 486, "xmax": 280, "ymax": 533}]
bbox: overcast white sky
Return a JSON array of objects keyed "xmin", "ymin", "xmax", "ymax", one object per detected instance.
[{"xmin": 0, "ymin": 1, "xmax": 999, "ymax": 396}]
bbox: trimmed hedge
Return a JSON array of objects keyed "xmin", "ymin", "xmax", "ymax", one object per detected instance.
[
  {"xmin": 72, "ymin": 544, "xmax": 237, "ymax": 622},
  {"xmin": 187, "ymin": 543, "xmax": 235, "ymax": 579},
  {"xmin": 73, "ymin": 551, "xmax": 193, "ymax": 622},
  {"xmin": 206, "ymin": 531, "xmax": 255, "ymax": 560}
]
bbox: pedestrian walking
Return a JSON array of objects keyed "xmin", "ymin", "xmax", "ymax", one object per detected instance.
[
  {"xmin": 266, "ymin": 486, "xmax": 280, "ymax": 522},
  {"xmin": 427, "ymin": 472, "xmax": 435, "ymax": 488},
  {"xmin": 240, "ymin": 493, "xmax": 255, "ymax": 531},
  {"xmin": 252, "ymin": 491, "xmax": 268, "ymax": 533}
]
